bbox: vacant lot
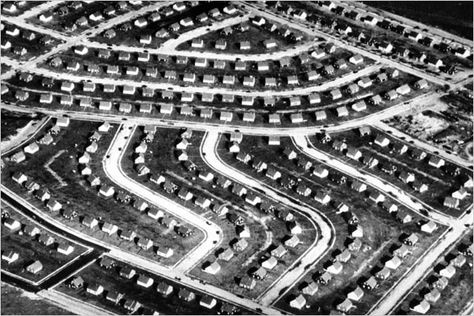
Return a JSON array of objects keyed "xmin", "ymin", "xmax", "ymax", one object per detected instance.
[
  {"xmin": 57, "ymin": 256, "xmax": 252, "ymax": 315},
  {"xmin": 1, "ymin": 283, "xmax": 72, "ymax": 315},
  {"xmin": 1, "ymin": 110, "xmax": 41, "ymax": 141}
]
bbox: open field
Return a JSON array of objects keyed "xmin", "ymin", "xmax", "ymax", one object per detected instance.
[
  {"xmin": 56, "ymin": 255, "xmax": 252, "ymax": 315},
  {"xmin": 1, "ymin": 110, "xmax": 41, "ymax": 141},
  {"xmin": 1, "ymin": 120, "xmax": 202, "ymax": 266},
  {"xmin": 394, "ymin": 232, "xmax": 473, "ymax": 315},
  {"xmin": 216, "ymin": 134, "xmax": 448, "ymax": 314},
  {"xmin": 363, "ymin": 1, "xmax": 473, "ymax": 40},
  {"xmin": 1, "ymin": 283, "xmax": 72, "ymax": 315},
  {"xmin": 1, "ymin": 204, "xmax": 89, "ymax": 283},
  {"xmin": 308, "ymin": 128, "xmax": 472, "ymax": 217},
  {"xmin": 386, "ymin": 90, "xmax": 473, "ymax": 160}
]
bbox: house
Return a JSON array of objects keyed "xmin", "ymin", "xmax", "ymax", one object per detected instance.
[
  {"xmin": 124, "ymin": 300, "xmax": 141, "ymax": 313},
  {"xmin": 432, "ymin": 276, "xmax": 449, "ymax": 290},
  {"xmin": 452, "ymin": 187, "xmax": 468, "ymax": 200},
  {"xmin": 178, "ymin": 288, "xmax": 196, "ymax": 302},
  {"xmin": 215, "ymin": 39, "xmax": 227, "ymax": 50},
  {"xmin": 160, "ymin": 217, "xmax": 177, "ymax": 228},
  {"xmin": 3, "ymin": 218, "xmax": 21, "ymax": 231},
  {"xmin": 243, "ymin": 76, "xmax": 255, "ymax": 87},
  {"xmin": 243, "ymin": 112, "xmax": 256, "ymax": 123},
  {"xmin": 376, "ymin": 267, "xmax": 391, "ymax": 280},
  {"xmin": 378, "ymin": 41, "xmax": 393, "ymax": 54},
  {"xmin": 26, "ymin": 260, "xmax": 43, "ymax": 274},
  {"xmin": 82, "ymin": 216, "xmax": 98, "ymax": 229},
  {"xmin": 411, "ymin": 300, "xmax": 430, "ymax": 314},
  {"xmin": 287, "ymin": 75, "xmax": 299, "ymax": 85},
  {"xmin": 326, "ymin": 261, "xmax": 343, "ymax": 274},
  {"xmin": 317, "ymin": 271, "xmax": 332, "ymax": 284},
  {"xmin": 444, "ymin": 197, "xmax": 460, "ymax": 209},
  {"xmin": 337, "ymin": 299, "xmax": 354, "ymax": 313},
  {"xmin": 146, "ymin": 282, "xmax": 169, "ymax": 299},
  {"xmin": 346, "ymin": 147, "xmax": 362, "ymax": 161},
  {"xmin": 268, "ymin": 114, "xmax": 280, "ymax": 124},
  {"xmin": 351, "ymin": 180, "xmax": 367, "ymax": 192},
  {"xmin": 369, "ymin": 191, "xmax": 385, "ymax": 204},
  {"xmin": 195, "ymin": 197, "xmax": 211, "ymax": 209},
  {"xmin": 451, "ymin": 254, "xmax": 467, "ymax": 268},
  {"xmin": 404, "ymin": 233, "xmax": 419, "ymax": 246},
  {"xmin": 101, "ymin": 222, "xmax": 118, "ymax": 235},
  {"xmin": 314, "ymin": 191, "xmax": 331, "ymax": 205},
  {"xmin": 57, "ymin": 242, "xmax": 75, "ymax": 255},
  {"xmin": 290, "ymin": 113, "xmax": 304, "ymax": 124},
  {"xmin": 47, "ymin": 199, "xmax": 62, "ymax": 212},
  {"xmin": 363, "ymin": 276, "xmax": 378, "ymax": 290},
  {"xmin": 15, "ymin": 90, "xmax": 30, "ymax": 102},
  {"xmin": 137, "ymin": 274, "xmax": 154, "ymax": 288},
  {"xmin": 23, "ymin": 224, "xmax": 41, "ymax": 237},
  {"xmin": 220, "ymin": 111, "xmax": 233, "ymax": 122},
  {"xmin": 203, "ymin": 261, "xmax": 221, "ymax": 275},
  {"xmin": 394, "ymin": 244, "xmax": 412, "ymax": 258},
  {"xmin": 284, "ymin": 235, "xmax": 300, "ymax": 248},
  {"xmin": 233, "ymin": 238, "xmax": 248, "ymax": 251},
  {"xmin": 352, "ymin": 101, "xmax": 367, "ymax": 112},
  {"xmin": 239, "ymin": 275, "xmax": 256, "ymax": 290},
  {"xmin": 424, "ymin": 289, "xmax": 441, "ymax": 304},
  {"xmin": 421, "ymin": 221, "xmax": 437, "ymax": 234},
  {"xmin": 440, "ymin": 264, "xmax": 456, "ymax": 279},
  {"xmin": 336, "ymin": 106, "xmax": 349, "ymax": 117},
  {"xmin": 428, "ymin": 156, "xmax": 444, "ymax": 168},
  {"xmin": 290, "ymin": 294, "xmax": 306, "ymax": 310},
  {"xmin": 396, "ymin": 84, "xmax": 411, "ymax": 95},
  {"xmin": 347, "ymin": 287, "xmax": 364, "ymax": 302},
  {"xmin": 240, "ymin": 41, "xmax": 251, "ymax": 50},
  {"xmin": 385, "ymin": 256, "xmax": 402, "ymax": 270},
  {"xmin": 266, "ymin": 167, "xmax": 281, "ymax": 180}
]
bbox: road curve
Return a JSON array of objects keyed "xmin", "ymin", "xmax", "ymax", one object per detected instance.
[
  {"xmin": 102, "ymin": 123, "xmax": 222, "ymax": 274},
  {"xmin": 200, "ymin": 130, "xmax": 335, "ymax": 306}
]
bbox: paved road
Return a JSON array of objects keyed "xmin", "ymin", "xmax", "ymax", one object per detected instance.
[
  {"xmin": 1, "ymin": 115, "xmax": 51, "ymax": 156},
  {"xmin": 372, "ymin": 121, "xmax": 473, "ymax": 169},
  {"xmin": 200, "ymin": 131, "xmax": 335, "ymax": 306},
  {"xmin": 37, "ymin": 289, "xmax": 115, "ymax": 316},
  {"xmin": 102, "ymin": 123, "xmax": 223, "ymax": 274},
  {"xmin": 0, "ymin": 90, "xmax": 434, "ymax": 136}
]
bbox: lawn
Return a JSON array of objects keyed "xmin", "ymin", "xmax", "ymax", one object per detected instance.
[
  {"xmin": 216, "ymin": 134, "xmax": 447, "ymax": 314},
  {"xmin": 1, "ymin": 120, "xmax": 203, "ymax": 266},
  {"xmin": 120, "ymin": 126, "xmax": 318, "ymax": 298},
  {"xmin": 56, "ymin": 255, "xmax": 253, "ymax": 315},
  {"xmin": 1, "ymin": 204, "xmax": 88, "ymax": 283},
  {"xmin": 1, "ymin": 22, "xmax": 63, "ymax": 61},
  {"xmin": 1, "ymin": 110, "xmax": 41, "ymax": 141},
  {"xmin": 1, "ymin": 283, "xmax": 72, "ymax": 315},
  {"xmin": 308, "ymin": 127, "xmax": 472, "ymax": 217}
]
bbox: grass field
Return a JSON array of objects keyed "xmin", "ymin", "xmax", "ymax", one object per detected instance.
[
  {"xmin": 1, "ymin": 204, "xmax": 88, "ymax": 283},
  {"xmin": 308, "ymin": 128, "xmax": 472, "ymax": 217},
  {"xmin": 394, "ymin": 232, "xmax": 473, "ymax": 315},
  {"xmin": 216, "ymin": 134, "xmax": 447, "ymax": 314},
  {"xmin": 1, "ymin": 283, "xmax": 72, "ymax": 315},
  {"xmin": 1, "ymin": 120, "xmax": 203, "ymax": 266},
  {"xmin": 56, "ymin": 255, "xmax": 252, "ymax": 315},
  {"xmin": 1, "ymin": 110, "xmax": 41, "ymax": 141}
]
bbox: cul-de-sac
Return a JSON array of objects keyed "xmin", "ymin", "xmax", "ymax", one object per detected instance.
[{"xmin": 1, "ymin": 1, "xmax": 473, "ymax": 315}]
